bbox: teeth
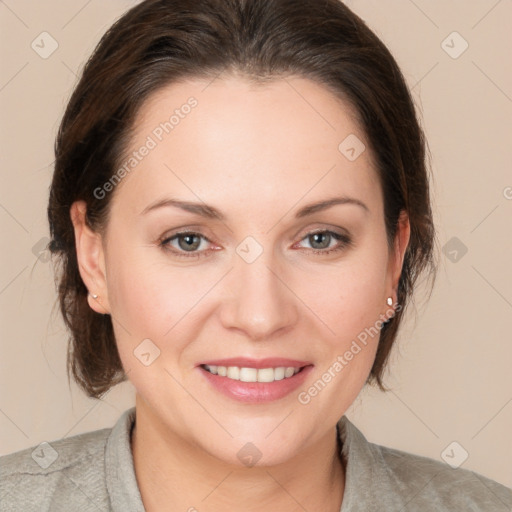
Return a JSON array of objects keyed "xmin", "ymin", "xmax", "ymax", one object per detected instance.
[
  {"xmin": 203, "ymin": 365, "xmax": 302, "ymax": 383},
  {"xmin": 239, "ymin": 367, "xmax": 258, "ymax": 382},
  {"xmin": 227, "ymin": 366, "xmax": 240, "ymax": 379},
  {"xmin": 274, "ymin": 367, "xmax": 285, "ymax": 380},
  {"xmin": 256, "ymin": 368, "xmax": 275, "ymax": 383}
]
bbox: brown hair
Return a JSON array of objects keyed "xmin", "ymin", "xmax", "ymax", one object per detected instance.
[{"xmin": 48, "ymin": 0, "xmax": 438, "ymax": 399}]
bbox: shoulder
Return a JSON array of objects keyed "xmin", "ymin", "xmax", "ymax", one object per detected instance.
[
  {"xmin": 338, "ymin": 416, "xmax": 512, "ymax": 511},
  {"xmin": 370, "ymin": 441, "xmax": 512, "ymax": 510},
  {"xmin": 0, "ymin": 427, "xmax": 112, "ymax": 512}
]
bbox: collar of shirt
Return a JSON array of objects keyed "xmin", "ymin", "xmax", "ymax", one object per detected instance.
[{"xmin": 103, "ymin": 406, "xmax": 382, "ymax": 511}]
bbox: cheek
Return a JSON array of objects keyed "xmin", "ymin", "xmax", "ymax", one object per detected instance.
[
  {"xmin": 298, "ymin": 258, "xmax": 387, "ymax": 408},
  {"xmin": 103, "ymin": 243, "xmax": 189, "ymax": 348},
  {"xmin": 303, "ymin": 252, "xmax": 388, "ymax": 344},
  {"xmin": 105, "ymin": 257, "xmax": 195, "ymax": 396},
  {"xmin": 104, "ymin": 242, "xmax": 220, "ymax": 366}
]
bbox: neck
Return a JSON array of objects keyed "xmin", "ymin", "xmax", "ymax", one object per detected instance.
[{"xmin": 130, "ymin": 396, "xmax": 345, "ymax": 512}]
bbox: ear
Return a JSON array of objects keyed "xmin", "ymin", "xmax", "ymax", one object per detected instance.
[
  {"xmin": 387, "ymin": 209, "xmax": 410, "ymax": 305},
  {"xmin": 70, "ymin": 201, "xmax": 111, "ymax": 314}
]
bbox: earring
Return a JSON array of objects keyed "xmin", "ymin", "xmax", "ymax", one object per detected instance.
[
  {"xmin": 90, "ymin": 293, "xmax": 98, "ymax": 299},
  {"xmin": 386, "ymin": 297, "xmax": 393, "ymax": 306}
]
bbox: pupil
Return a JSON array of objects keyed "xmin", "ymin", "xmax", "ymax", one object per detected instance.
[
  {"xmin": 311, "ymin": 232, "xmax": 329, "ymax": 249},
  {"xmin": 179, "ymin": 234, "xmax": 199, "ymax": 251}
]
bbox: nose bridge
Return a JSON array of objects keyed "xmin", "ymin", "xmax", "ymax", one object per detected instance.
[{"xmin": 220, "ymin": 236, "xmax": 298, "ymax": 339}]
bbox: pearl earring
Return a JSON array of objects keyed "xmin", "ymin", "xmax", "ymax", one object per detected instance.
[
  {"xmin": 386, "ymin": 297, "xmax": 393, "ymax": 306},
  {"xmin": 91, "ymin": 293, "xmax": 98, "ymax": 299}
]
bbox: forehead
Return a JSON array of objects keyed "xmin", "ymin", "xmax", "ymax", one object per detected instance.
[{"xmin": 112, "ymin": 74, "xmax": 382, "ymax": 219}]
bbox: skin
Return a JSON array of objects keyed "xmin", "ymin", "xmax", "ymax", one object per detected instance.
[{"xmin": 71, "ymin": 74, "xmax": 410, "ymax": 511}]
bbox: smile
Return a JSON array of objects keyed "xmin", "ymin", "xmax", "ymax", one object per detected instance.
[
  {"xmin": 198, "ymin": 361, "xmax": 313, "ymax": 403},
  {"xmin": 202, "ymin": 364, "xmax": 302, "ymax": 383}
]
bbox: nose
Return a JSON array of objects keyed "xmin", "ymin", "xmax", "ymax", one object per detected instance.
[{"xmin": 219, "ymin": 250, "xmax": 299, "ymax": 341}]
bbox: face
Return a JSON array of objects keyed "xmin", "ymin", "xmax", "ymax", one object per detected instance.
[{"xmin": 72, "ymin": 74, "xmax": 409, "ymax": 467}]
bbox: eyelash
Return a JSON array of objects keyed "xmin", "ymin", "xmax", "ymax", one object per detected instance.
[{"xmin": 158, "ymin": 229, "xmax": 353, "ymax": 259}]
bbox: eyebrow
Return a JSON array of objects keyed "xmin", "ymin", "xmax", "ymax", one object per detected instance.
[{"xmin": 140, "ymin": 195, "xmax": 370, "ymax": 219}]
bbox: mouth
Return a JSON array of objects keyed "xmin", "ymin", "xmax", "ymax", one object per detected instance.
[
  {"xmin": 197, "ymin": 358, "xmax": 314, "ymax": 403},
  {"xmin": 201, "ymin": 364, "xmax": 305, "ymax": 383}
]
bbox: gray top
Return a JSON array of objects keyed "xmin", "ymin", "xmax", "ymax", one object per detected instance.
[{"xmin": 1, "ymin": 407, "xmax": 510, "ymax": 511}]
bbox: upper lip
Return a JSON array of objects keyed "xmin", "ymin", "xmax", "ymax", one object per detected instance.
[{"xmin": 198, "ymin": 357, "xmax": 312, "ymax": 369}]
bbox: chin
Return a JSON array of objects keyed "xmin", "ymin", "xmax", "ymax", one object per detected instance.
[
  {"xmin": 206, "ymin": 440, "xmax": 299, "ymax": 469},
  {"xmin": 192, "ymin": 424, "xmax": 308, "ymax": 470}
]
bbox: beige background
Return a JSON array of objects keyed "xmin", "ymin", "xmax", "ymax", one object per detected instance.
[{"xmin": 1, "ymin": 0, "xmax": 511, "ymax": 489}]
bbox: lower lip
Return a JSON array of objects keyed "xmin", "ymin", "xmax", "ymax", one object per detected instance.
[{"xmin": 198, "ymin": 365, "xmax": 314, "ymax": 403}]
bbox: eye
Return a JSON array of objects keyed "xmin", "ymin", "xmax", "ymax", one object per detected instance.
[
  {"xmin": 159, "ymin": 231, "xmax": 213, "ymax": 259},
  {"xmin": 295, "ymin": 229, "xmax": 352, "ymax": 255},
  {"xmin": 159, "ymin": 228, "xmax": 352, "ymax": 259}
]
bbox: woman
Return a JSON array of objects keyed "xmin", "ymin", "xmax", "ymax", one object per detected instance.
[{"xmin": 1, "ymin": 0, "xmax": 510, "ymax": 510}]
